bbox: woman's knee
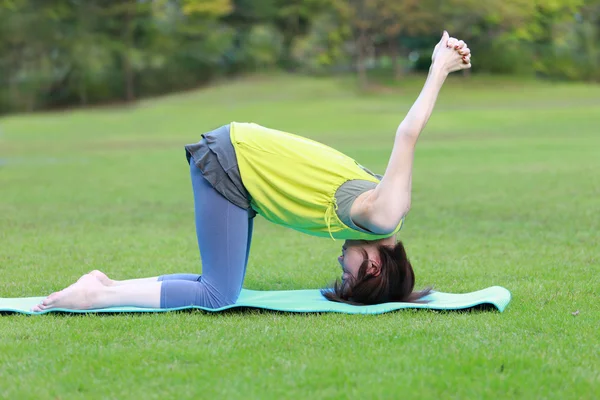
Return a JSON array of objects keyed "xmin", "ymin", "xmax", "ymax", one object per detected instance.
[
  {"xmin": 201, "ymin": 280, "xmax": 240, "ymax": 308},
  {"xmin": 207, "ymin": 293, "xmax": 238, "ymax": 309}
]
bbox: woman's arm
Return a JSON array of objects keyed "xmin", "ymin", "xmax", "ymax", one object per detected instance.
[{"xmin": 351, "ymin": 31, "xmax": 471, "ymax": 234}]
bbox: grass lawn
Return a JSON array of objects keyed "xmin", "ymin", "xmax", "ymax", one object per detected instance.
[{"xmin": 1, "ymin": 74, "xmax": 598, "ymax": 399}]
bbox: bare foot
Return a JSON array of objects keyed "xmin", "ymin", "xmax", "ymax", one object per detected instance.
[
  {"xmin": 32, "ymin": 273, "xmax": 105, "ymax": 312},
  {"xmin": 89, "ymin": 270, "xmax": 115, "ymax": 286}
]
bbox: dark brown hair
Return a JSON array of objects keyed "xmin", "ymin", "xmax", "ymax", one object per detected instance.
[{"xmin": 321, "ymin": 241, "xmax": 431, "ymax": 305}]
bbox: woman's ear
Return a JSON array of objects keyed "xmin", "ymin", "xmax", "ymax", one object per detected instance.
[{"xmin": 367, "ymin": 261, "xmax": 382, "ymax": 277}]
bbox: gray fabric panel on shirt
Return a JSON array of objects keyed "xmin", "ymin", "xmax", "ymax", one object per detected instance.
[
  {"xmin": 184, "ymin": 124, "xmax": 256, "ymax": 218},
  {"xmin": 334, "ymin": 163, "xmax": 383, "ymax": 234},
  {"xmin": 334, "ymin": 179, "xmax": 379, "ymax": 234}
]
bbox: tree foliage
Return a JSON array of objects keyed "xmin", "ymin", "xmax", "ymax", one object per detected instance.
[{"xmin": 0, "ymin": 0, "xmax": 598, "ymax": 113}]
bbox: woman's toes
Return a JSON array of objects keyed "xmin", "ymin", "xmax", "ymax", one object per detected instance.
[
  {"xmin": 33, "ymin": 303, "xmax": 50, "ymax": 312},
  {"xmin": 44, "ymin": 292, "xmax": 61, "ymax": 305},
  {"xmin": 31, "ymin": 304, "xmax": 43, "ymax": 312}
]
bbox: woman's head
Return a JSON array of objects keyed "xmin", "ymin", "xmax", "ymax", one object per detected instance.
[{"xmin": 322, "ymin": 238, "xmax": 431, "ymax": 305}]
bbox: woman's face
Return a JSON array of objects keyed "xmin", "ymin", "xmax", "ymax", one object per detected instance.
[{"xmin": 337, "ymin": 240, "xmax": 381, "ymax": 282}]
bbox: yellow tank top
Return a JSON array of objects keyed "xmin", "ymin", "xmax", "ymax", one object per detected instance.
[{"xmin": 230, "ymin": 122, "xmax": 403, "ymax": 241}]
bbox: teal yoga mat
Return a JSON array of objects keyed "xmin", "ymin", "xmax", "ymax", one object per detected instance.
[{"xmin": 1, "ymin": 286, "xmax": 511, "ymax": 315}]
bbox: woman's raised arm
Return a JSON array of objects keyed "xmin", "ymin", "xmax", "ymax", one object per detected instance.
[{"xmin": 351, "ymin": 31, "xmax": 471, "ymax": 234}]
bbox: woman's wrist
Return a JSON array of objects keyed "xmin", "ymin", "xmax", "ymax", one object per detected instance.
[{"xmin": 430, "ymin": 62, "xmax": 449, "ymax": 78}]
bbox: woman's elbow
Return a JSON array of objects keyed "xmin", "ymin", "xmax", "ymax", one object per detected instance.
[{"xmin": 369, "ymin": 206, "xmax": 409, "ymax": 235}]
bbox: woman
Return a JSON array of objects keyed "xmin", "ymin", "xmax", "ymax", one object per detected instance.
[{"xmin": 32, "ymin": 32, "xmax": 471, "ymax": 312}]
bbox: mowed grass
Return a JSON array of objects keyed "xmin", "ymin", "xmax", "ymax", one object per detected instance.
[{"xmin": 1, "ymin": 74, "xmax": 599, "ymax": 399}]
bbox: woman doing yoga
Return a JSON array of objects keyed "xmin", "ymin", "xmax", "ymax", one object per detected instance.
[{"xmin": 32, "ymin": 31, "xmax": 471, "ymax": 312}]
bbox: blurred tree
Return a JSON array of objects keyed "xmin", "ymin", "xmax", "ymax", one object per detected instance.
[
  {"xmin": 330, "ymin": 0, "xmax": 439, "ymax": 88},
  {"xmin": 377, "ymin": 0, "xmax": 438, "ymax": 80},
  {"xmin": 223, "ymin": 0, "xmax": 277, "ymax": 69},
  {"xmin": 97, "ymin": 0, "xmax": 155, "ymax": 102},
  {"xmin": 441, "ymin": 0, "xmax": 534, "ymax": 41},
  {"xmin": 333, "ymin": 0, "xmax": 380, "ymax": 88},
  {"xmin": 224, "ymin": 0, "xmax": 327, "ymax": 70},
  {"xmin": 150, "ymin": 0, "xmax": 235, "ymax": 87},
  {"xmin": 438, "ymin": 0, "xmax": 533, "ymax": 75},
  {"xmin": 1, "ymin": 0, "xmax": 597, "ymax": 114},
  {"xmin": 290, "ymin": 9, "xmax": 351, "ymax": 73},
  {"xmin": 272, "ymin": 0, "xmax": 329, "ymax": 70},
  {"xmin": 0, "ymin": 0, "xmax": 102, "ymax": 111},
  {"xmin": 532, "ymin": 0, "xmax": 599, "ymax": 81}
]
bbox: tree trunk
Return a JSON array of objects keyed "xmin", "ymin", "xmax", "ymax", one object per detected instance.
[
  {"xmin": 27, "ymin": 49, "xmax": 38, "ymax": 111},
  {"xmin": 7, "ymin": 48, "xmax": 20, "ymax": 112},
  {"xmin": 281, "ymin": 14, "xmax": 299, "ymax": 71},
  {"xmin": 122, "ymin": 4, "xmax": 135, "ymax": 102},
  {"xmin": 356, "ymin": 30, "xmax": 368, "ymax": 90},
  {"xmin": 79, "ymin": 71, "xmax": 88, "ymax": 106},
  {"xmin": 389, "ymin": 39, "xmax": 402, "ymax": 80},
  {"xmin": 281, "ymin": 32, "xmax": 295, "ymax": 71}
]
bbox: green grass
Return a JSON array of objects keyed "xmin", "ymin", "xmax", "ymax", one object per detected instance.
[{"xmin": 1, "ymin": 74, "xmax": 599, "ymax": 399}]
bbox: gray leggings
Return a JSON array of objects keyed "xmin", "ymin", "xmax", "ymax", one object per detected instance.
[{"xmin": 158, "ymin": 161, "xmax": 253, "ymax": 309}]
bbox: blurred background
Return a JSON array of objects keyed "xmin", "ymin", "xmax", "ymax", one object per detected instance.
[
  {"xmin": 1, "ymin": 4, "xmax": 599, "ymax": 396},
  {"xmin": 1, "ymin": 0, "xmax": 599, "ymax": 115}
]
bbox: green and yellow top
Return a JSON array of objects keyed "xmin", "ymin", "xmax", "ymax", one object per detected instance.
[{"xmin": 230, "ymin": 122, "xmax": 403, "ymax": 241}]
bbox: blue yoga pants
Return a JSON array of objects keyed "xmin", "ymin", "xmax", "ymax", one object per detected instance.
[{"xmin": 158, "ymin": 161, "xmax": 253, "ymax": 309}]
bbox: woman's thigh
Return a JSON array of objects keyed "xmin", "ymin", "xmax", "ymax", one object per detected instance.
[{"xmin": 189, "ymin": 160, "xmax": 253, "ymax": 303}]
